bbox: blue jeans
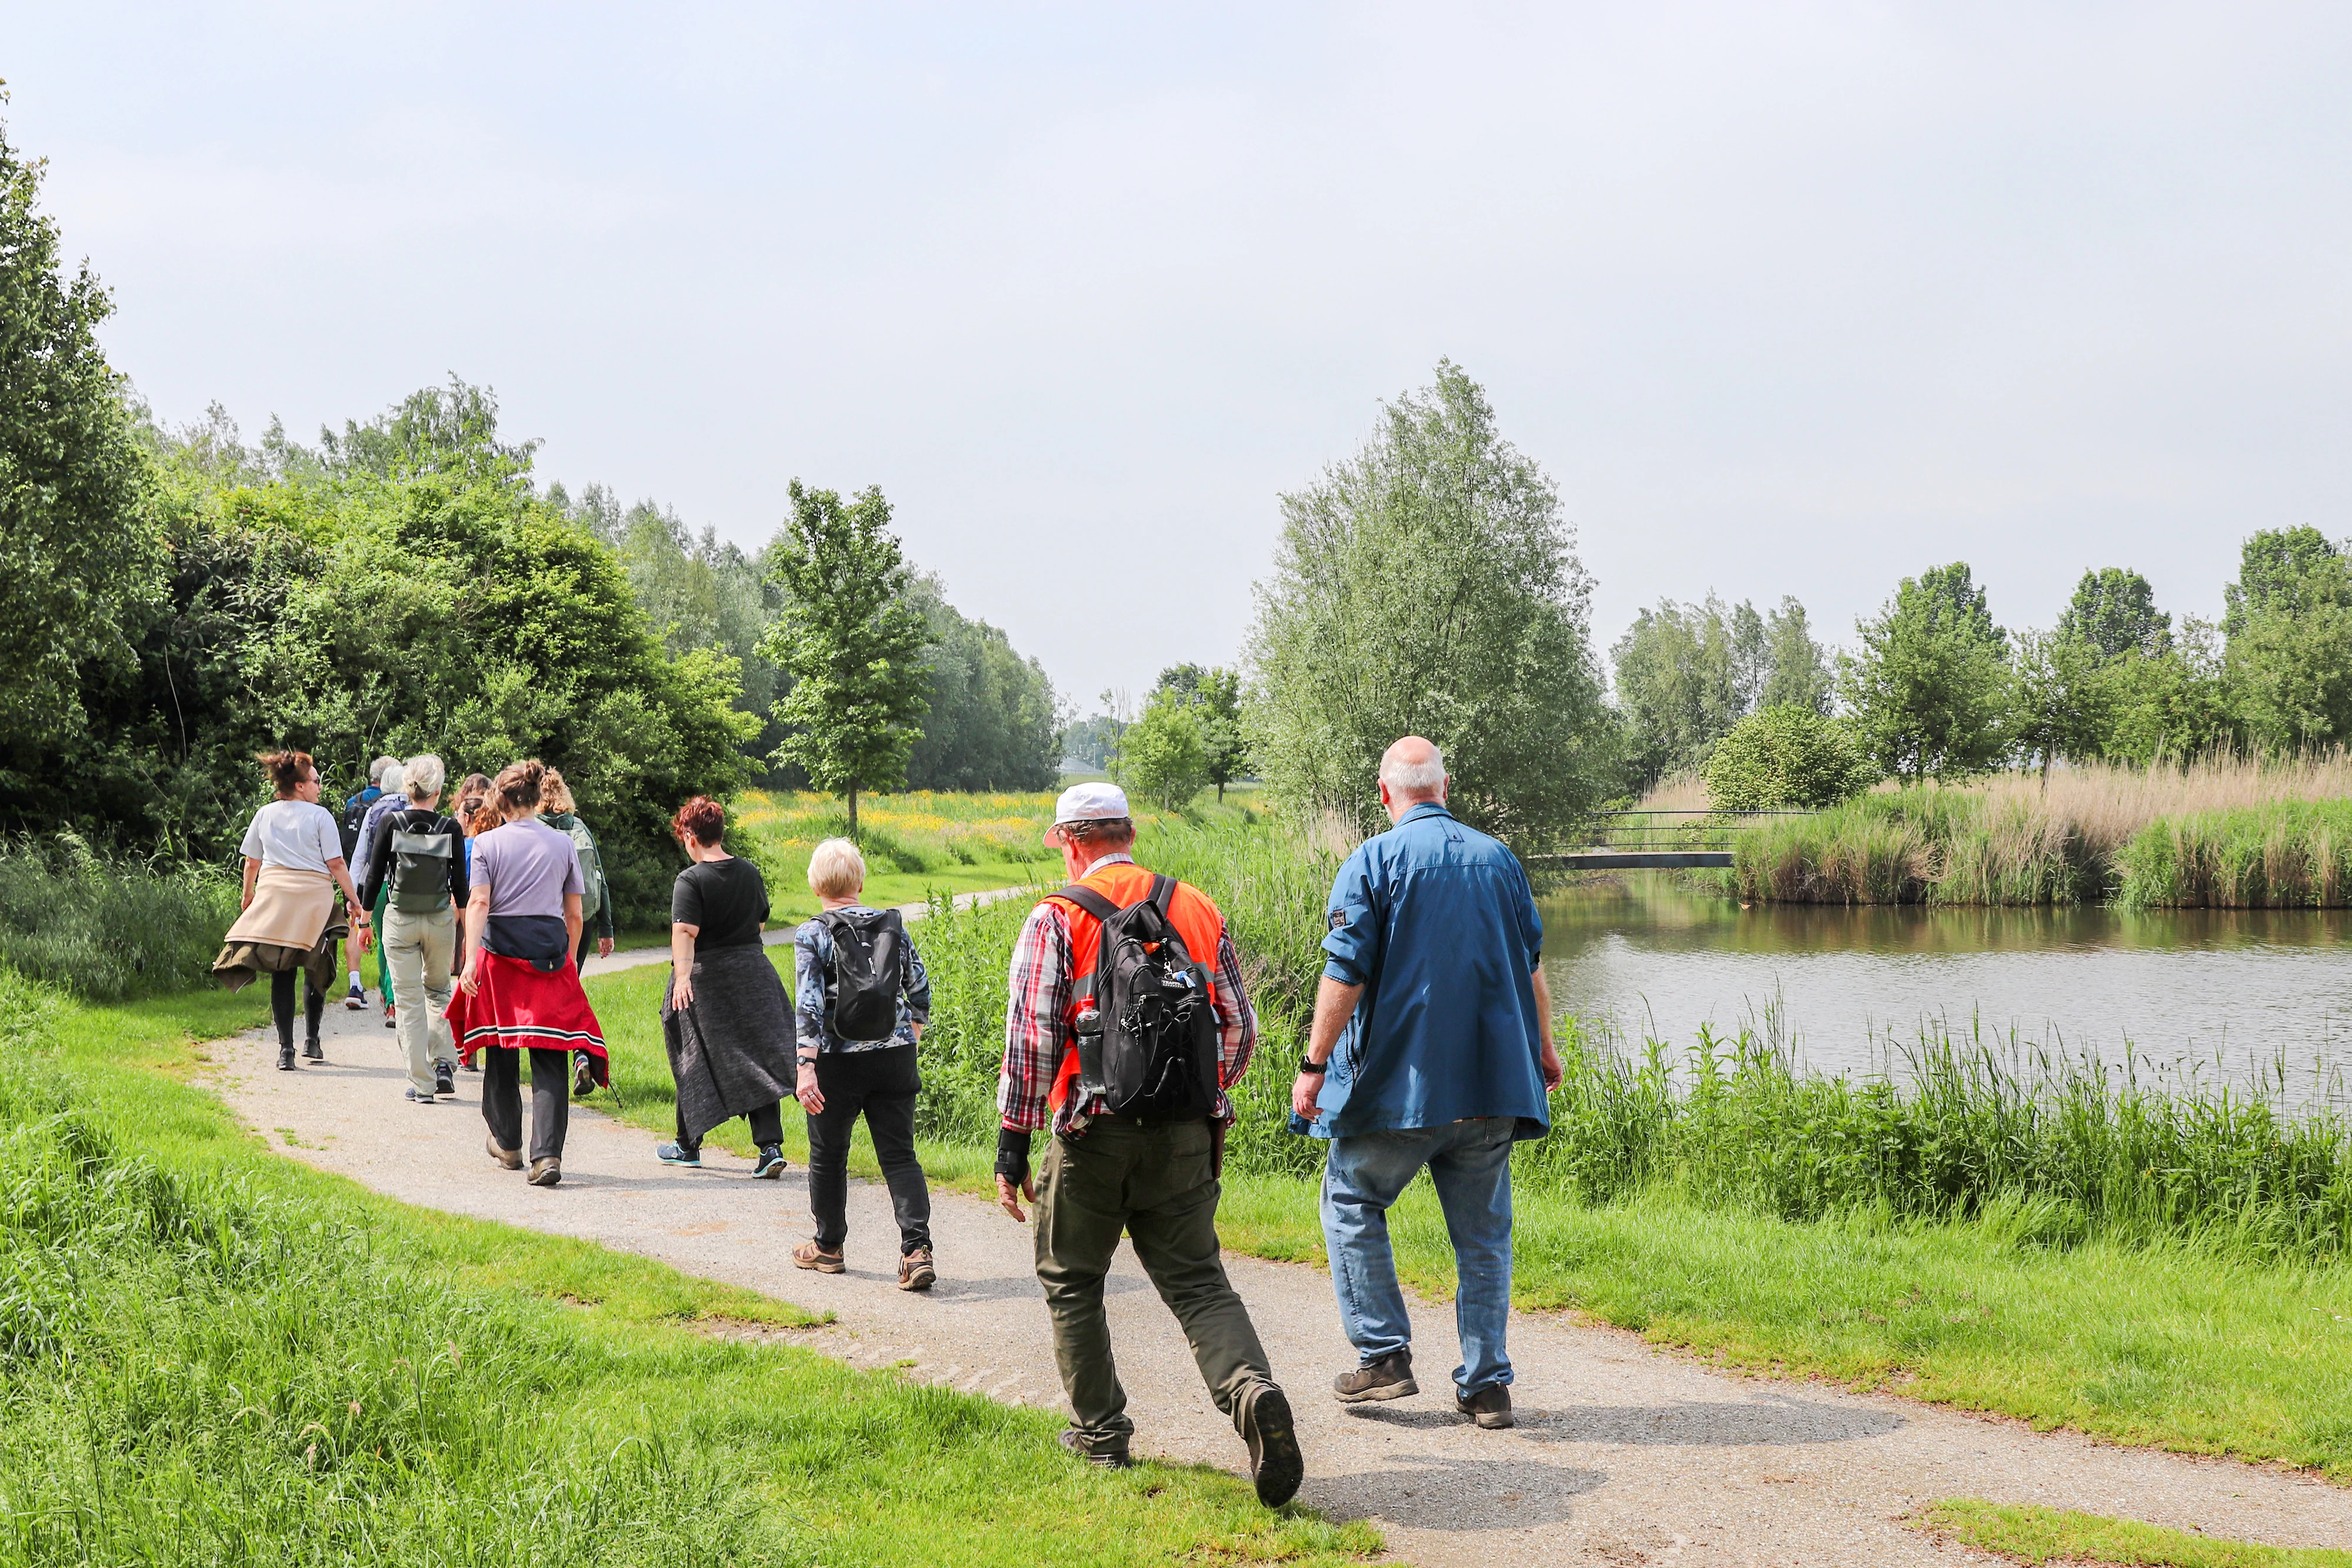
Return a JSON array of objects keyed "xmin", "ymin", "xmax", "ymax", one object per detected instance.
[{"xmin": 1321, "ymin": 1117, "xmax": 1516, "ymax": 1396}]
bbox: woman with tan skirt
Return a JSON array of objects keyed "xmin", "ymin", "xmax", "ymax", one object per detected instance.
[{"xmin": 212, "ymin": 750, "xmax": 371, "ymax": 1070}]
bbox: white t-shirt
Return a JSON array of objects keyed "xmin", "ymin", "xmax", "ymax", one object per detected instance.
[{"xmin": 239, "ymin": 800, "xmax": 345, "ymax": 874}]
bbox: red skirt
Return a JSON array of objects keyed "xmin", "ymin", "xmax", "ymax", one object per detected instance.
[{"xmin": 447, "ymin": 951, "xmax": 610, "ymax": 1086}]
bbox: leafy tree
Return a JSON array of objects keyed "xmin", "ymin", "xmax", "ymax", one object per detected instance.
[
  {"xmin": 1247, "ymin": 362, "xmax": 1609, "ymax": 840},
  {"xmin": 2009, "ymin": 629, "xmax": 2111, "ymax": 780},
  {"xmin": 1117, "ymin": 687, "xmax": 1210, "ymax": 810},
  {"xmin": 1610, "ymin": 597, "xmax": 1747, "ymax": 786},
  {"xmin": 2223, "ymin": 527, "xmax": 2341, "ymax": 639},
  {"xmin": 2056, "ymin": 567, "xmax": 2169, "ymax": 663},
  {"xmin": 1838, "ymin": 563, "xmax": 2010, "ymax": 783},
  {"xmin": 318, "ymin": 377, "xmax": 539, "ymax": 487},
  {"xmin": 2100, "ymin": 618, "xmax": 2235, "ymax": 765},
  {"xmin": 1702, "ymin": 705, "xmax": 1877, "ymax": 810},
  {"xmin": 1154, "ymin": 664, "xmax": 1248, "ymax": 801},
  {"xmin": 903, "ymin": 577, "xmax": 1060, "ymax": 791},
  {"xmin": 1057, "ymin": 714, "xmax": 1122, "ymax": 772},
  {"xmin": 1759, "ymin": 596, "xmax": 1834, "ymax": 713},
  {"xmin": 0, "ymin": 105, "xmax": 161, "ymax": 753},
  {"xmin": 758, "ymin": 482, "xmax": 931, "ymax": 832}
]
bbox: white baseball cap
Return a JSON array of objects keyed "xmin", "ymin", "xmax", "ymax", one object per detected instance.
[{"xmin": 1053, "ymin": 781, "xmax": 1131, "ymax": 824}]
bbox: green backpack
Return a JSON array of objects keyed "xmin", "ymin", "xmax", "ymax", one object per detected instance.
[
  {"xmin": 387, "ymin": 824, "xmax": 456, "ymax": 914},
  {"xmin": 560, "ymin": 817, "xmax": 608, "ymax": 920}
]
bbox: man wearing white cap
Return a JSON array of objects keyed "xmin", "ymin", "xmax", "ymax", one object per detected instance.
[{"xmin": 994, "ymin": 782, "xmax": 1304, "ymax": 1506}]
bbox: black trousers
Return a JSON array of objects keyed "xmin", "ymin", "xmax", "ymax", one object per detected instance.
[
  {"xmin": 676, "ymin": 1101, "xmax": 783, "ymax": 1151},
  {"xmin": 482, "ymin": 1047, "xmax": 570, "ymax": 1162},
  {"xmin": 270, "ymin": 968, "xmax": 324, "ymax": 1049},
  {"xmin": 806, "ymin": 1045, "xmax": 931, "ymax": 1255}
]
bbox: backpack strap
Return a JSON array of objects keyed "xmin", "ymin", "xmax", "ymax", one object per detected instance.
[
  {"xmin": 1051, "ymin": 884, "xmax": 1122, "ymax": 924},
  {"xmin": 1145, "ymin": 874, "xmax": 1175, "ymax": 915}
]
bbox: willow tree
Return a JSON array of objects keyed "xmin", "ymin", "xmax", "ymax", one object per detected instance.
[{"xmin": 1245, "ymin": 361, "xmax": 1609, "ymax": 841}]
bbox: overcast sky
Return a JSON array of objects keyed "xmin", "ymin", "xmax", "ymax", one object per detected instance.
[{"xmin": 10, "ymin": 4, "xmax": 2349, "ymax": 708}]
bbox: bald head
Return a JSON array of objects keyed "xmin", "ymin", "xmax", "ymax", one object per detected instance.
[{"xmin": 1378, "ymin": 736, "xmax": 1447, "ymax": 814}]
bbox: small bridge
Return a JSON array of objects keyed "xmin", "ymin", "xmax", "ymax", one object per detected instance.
[{"xmin": 1525, "ymin": 809, "xmax": 1812, "ymax": 871}]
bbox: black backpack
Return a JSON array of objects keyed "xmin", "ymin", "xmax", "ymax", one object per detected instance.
[
  {"xmin": 339, "ymin": 791, "xmax": 374, "ymax": 864},
  {"xmin": 1056, "ymin": 875, "xmax": 1220, "ymax": 1121},
  {"xmin": 820, "ymin": 907, "xmax": 907, "ymax": 1043}
]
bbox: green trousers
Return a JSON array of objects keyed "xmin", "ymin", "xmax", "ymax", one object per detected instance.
[{"xmin": 1034, "ymin": 1116, "xmax": 1274, "ymax": 1453}]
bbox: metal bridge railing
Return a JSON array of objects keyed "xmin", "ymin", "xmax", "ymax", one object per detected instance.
[{"xmin": 1524, "ymin": 809, "xmax": 1815, "ymax": 866}]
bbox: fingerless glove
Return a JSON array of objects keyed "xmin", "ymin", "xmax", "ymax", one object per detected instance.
[{"xmin": 994, "ymin": 1126, "xmax": 1034, "ymax": 1186}]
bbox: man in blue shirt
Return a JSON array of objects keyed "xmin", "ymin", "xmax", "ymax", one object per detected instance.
[{"xmin": 1292, "ymin": 735, "xmax": 1562, "ymax": 1430}]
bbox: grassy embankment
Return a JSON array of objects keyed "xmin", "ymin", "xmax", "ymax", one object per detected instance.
[
  {"xmin": 1718, "ymin": 753, "xmax": 2352, "ymax": 906},
  {"xmin": 582, "ymin": 811, "xmax": 2352, "ymax": 1479},
  {"xmin": 1917, "ymin": 1499, "xmax": 2352, "ymax": 1566},
  {"xmin": 0, "ymin": 964, "xmax": 1377, "ymax": 1566}
]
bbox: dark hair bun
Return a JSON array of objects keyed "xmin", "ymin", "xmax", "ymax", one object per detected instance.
[
  {"xmin": 258, "ymin": 750, "xmax": 313, "ymax": 795},
  {"xmin": 491, "ymin": 760, "xmax": 546, "ymax": 816},
  {"xmin": 672, "ymin": 795, "xmax": 725, "ymax": 847}
]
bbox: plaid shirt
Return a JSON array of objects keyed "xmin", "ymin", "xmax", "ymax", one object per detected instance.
[{"xmin": 997, "ymin": 853, "xmax": 1258, "ymax": 1135}]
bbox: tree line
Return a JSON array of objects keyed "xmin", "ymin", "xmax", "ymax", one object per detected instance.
[{"xmin": 0, "ymin": 111, "xmax": 1057, "ymax": 911}]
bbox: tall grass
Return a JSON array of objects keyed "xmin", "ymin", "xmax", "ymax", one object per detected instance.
[
  {"xmin": 1526, "ymin": 1015, "xmax": 2352, "ymax": 1261},
  {"xmin": 0, "ymin": 837, "xmax": 241, "ymax": 999},
  {"xmin": 1730, "ymin": 753, "xmax": 2352, "ymax": 905}
]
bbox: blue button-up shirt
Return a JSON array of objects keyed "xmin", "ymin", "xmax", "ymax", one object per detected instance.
[{"xmin": 1309, "ymin": 801, "xmax": 1549, "ymax": 1139}]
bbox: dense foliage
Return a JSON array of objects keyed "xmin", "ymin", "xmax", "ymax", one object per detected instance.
[
  {"xmin": 1700, "ymin": 705, "xmax": 1876, "ymax": 811},
  {"xmin": 902, "ymin": 576, "xmax": 1060, "ymax": 792},
  {"xmin": 1246, "ymin": 360, "xmax": 1611, "ymax": 840},
  {"xmin": 1610, "ymin": 594, "xmax": 1831, "ymax": 788},
  {"xmin": 1839, "ymin": 562, "xmax": 2012, "ymax": 783}
]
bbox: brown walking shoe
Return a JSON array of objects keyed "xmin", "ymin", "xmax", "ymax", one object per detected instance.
[
  {"xmin": 1239, "ymin": 1382, "xmax": 1304, "ymax": 1507},
  {"xmin": 897, "ymin": 1247, "xmax": 936, "ymax": 1292},
  {"xmin": 1057, "ymin": 1429, "xmax": 1132, "ymax": 1469},
  {"xmin": 1455, "ymin": 1382, "xmax": 1514, "ymax": 1429},
  {"xmin": 1332, "ymin": 1348, "xmax": 1417, "ymax": 1403},
  {"xmin": 527, "ymin": 1156, "xmax": 562, "ymax": 1188},
  {"xmin": 791, "ymin": 1240, "xmax": 844, "ymax": 1274},
  {"xmin": 485, "ymin": 1132, "xmax": 522, "ymax": 1171}
]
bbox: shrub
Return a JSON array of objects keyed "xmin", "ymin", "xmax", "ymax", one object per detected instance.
[
  {"xmin": 1703, "ymin": 704, "xmax": 1877, "ymax": 810},
  {"xmin": 0, "ymin": 837, "xmax": 240, "ymax": 1000}
]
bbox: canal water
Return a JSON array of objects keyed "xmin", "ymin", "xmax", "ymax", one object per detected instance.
[{"xmin": 1540, "ymin": 880, "xmax": 2352, "ymax": 1102}]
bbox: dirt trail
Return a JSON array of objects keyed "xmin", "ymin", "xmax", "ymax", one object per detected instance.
[{"xmin": 211, "ymin": 1005, "xmax": 2350, "ymax": 1567}]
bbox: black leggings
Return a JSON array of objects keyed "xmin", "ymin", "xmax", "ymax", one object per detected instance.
[
  {"xmin": 676, "ymin": 1101, "xmax": 783, "ymax": 1152},
  {"xmin": 270, "ymin": 968, "xmax": 324, "ymax": 1049}
]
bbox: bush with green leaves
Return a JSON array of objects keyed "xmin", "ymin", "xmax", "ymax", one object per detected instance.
[
  {"xmin": 1702, "ymin": 705, "xmax": 1877, "ymax": 811},
  {"xmin": 1117, "ymin": 688, "xmax": 1211, "ymax": 810}
]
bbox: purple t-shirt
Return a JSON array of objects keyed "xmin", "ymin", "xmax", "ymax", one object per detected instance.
[{"xmin": 469, "ymin": 818, "xmax": 583, "ymax": 918}]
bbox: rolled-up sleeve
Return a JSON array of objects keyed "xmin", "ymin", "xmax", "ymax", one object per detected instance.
[
  {"xmin": 1319, "ymin": 850, "xmax": 1379, "ymax": 985},
  {"xmin": 997, "ymin": 902, "xmax": 1071, "ymax": 1133}
]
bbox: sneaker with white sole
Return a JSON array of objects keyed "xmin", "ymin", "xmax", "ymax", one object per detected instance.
[{"xmin": 655, "ymin": 1142, "xmax": 701, "ymax": 1168}]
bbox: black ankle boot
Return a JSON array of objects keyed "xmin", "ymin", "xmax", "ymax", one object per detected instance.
[
  {"xmin": 303, "ymin": 1037, "xmax": 324, "ymax": 1061},
  {"xmin": 278, "ymin": 1041, "xmax": 296, "ymax": 1071}
]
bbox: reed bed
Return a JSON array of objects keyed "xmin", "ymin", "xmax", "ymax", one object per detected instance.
[
  {"xmin": 0, "ymin": 837, "xmax": 241, "ymax": 999},
  {"xmin": 1729, "ymin": 752, "xmax": 2352, "ymax": 905},
  {"xmin": 1526, "ymin": 1017, "xmax": 2352, "ymax": 1261}
]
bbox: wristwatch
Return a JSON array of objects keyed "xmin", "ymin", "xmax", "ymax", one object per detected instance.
[{"xmin": 1298, "ymin": 1055, "xmax": 1328, "ymax": 1075}]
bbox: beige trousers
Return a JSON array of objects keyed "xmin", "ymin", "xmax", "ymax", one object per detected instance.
[{"xmin": 385, "ymin": 904, "xmax": 459, "ymax": 1096}]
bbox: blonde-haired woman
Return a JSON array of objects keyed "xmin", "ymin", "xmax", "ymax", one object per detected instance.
[
  {"xmin": 448, "ymin": 760, "xmax": 609, "ymax": 1186},
  {"xmin": 791, "ymin": 835, "xmax": 934, "ymax": 1290},
  {"xmin": 656, "ymin": 796, "xmax": 796, "ymax": 1177},
  {"xmin": 213, "ymin": 750, "xmax": 370, "ymax": 1071}
]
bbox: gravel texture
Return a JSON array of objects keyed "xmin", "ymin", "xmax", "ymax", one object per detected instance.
[{"xmin": 210, "ymin": 1001, "xmax": 2352, "ymax": 1567}]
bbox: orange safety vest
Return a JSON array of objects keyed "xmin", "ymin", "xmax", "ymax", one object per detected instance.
[{"xmin": 1042, "ymin": 861, "xmax": 1230, "ymax": 1111}]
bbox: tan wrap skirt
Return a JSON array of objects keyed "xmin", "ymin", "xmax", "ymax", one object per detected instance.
[{"xmin": 212, "ymin": 866, "xmax": 341, "ymax": 993}]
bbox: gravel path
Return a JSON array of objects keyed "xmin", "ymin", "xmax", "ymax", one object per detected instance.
[{"xmin": 209, "ymin": 1004, "xmax": 2351, "ymax": 1566}]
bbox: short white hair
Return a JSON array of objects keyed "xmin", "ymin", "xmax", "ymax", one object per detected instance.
[
  {"xmin": 379, "ymin": 763, "xmax": 405, "ymax": 797},
  {"xmin": 807, "ymin": 837, "xmax": 867, "ymax": 899},
  {"xmin": 370, "ymin": 755, "xmax": 402, "ymax": 785},
  {"xmin": 404, "ymin": 753, "xmax": 446, "ymax": 800},
  {"xmin": 1379, "ymin": 742, "xmax": 1446, "ymax": 794}
]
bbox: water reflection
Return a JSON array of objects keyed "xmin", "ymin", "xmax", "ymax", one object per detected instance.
[{"xmin": 1539, "ymin": 880, "xmax": 2352, "ymax": 1101}]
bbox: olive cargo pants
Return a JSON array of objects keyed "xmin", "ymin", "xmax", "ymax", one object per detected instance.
[{"xmin": 1034, "ymin": 1116, "xmax": 1274, "ymax": 1453}]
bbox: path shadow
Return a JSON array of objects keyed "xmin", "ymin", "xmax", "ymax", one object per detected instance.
[
  {"xmin": 1516, "ymin": 1396, "xmax": 1903, "ymax": 1447},
  {"xmin": 1308, "ymin": 1453, "xmax": 1605, "ymax": 1531},
  {"xmin": 913, "ymin": 1272, "xmax": 1150, "ymax": 1302}
]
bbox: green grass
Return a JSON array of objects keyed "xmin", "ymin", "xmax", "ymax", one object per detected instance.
[
  {"xmin": 2118, "ymin": 800, "xmax": 2352, "ymax": 908},
  {"xmin": 0, "ymin": 963, "xmax": 1379, "ymax": 1566},
  {"xmin": 1729, "ymin": 790, "xmax": 2107, "ymax": 906},
  {"xmin": 0, "ymin": 835, "xmax": 243, "ymax": 999},
  {"xmin": 1917, "ymin": 1497, "xmax": 2352, "ymax": 1565}
]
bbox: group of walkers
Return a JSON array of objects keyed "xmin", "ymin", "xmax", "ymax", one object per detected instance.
[{"xmin": 214, "ymin": 731, "xmax": 1559, "ymax": 1514}]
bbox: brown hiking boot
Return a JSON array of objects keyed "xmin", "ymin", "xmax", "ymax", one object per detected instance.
[
  {"xmin": 1240, "ymin": 1382, "xmax": 1304, "ymax": 1507},
  {"xmin": 485, "ymin": 1132, "xmax": 522, "ymax": 1171},
  {"xmin": 897, "ymin": 1248, "xmax": 936, "ymax": 1292},
  {"xmin": 1332, "ymin": 1348, "xmax": 1417, "ymax": 1403},
  {"xmin": 527, "ymin": 1157, "xmax": 562, "ymax": 1188},
  {"xmin": 792, "ymin": 1240, "xmax": 844, "ymax": 1274},
  {"xmin": 1455, "ymin": 1383, "xmax": 1514, "ymax": 1429}
]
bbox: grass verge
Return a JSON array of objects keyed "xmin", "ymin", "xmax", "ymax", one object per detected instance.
[
  {"xmin": 8, "ymin": 964, "xmax": 1378, "ymax": 1566},
  {"xmin": 1916, "ymin": 1497, "xmax": 2352, "ymax": 1566}
]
